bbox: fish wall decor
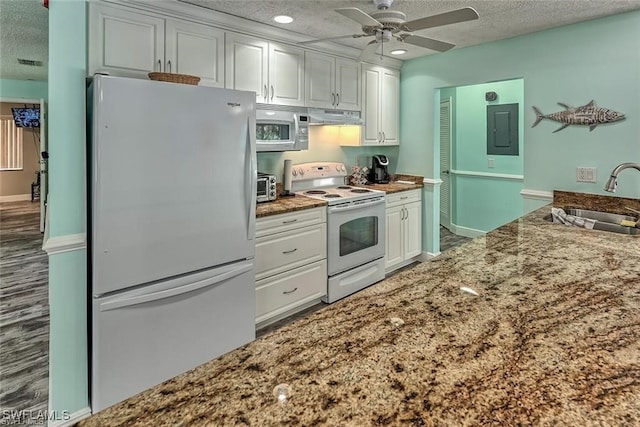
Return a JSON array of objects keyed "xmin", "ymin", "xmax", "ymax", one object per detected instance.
[{"xmin": 532, "ymin": 100, "xmax": 625, "ymax": 133}]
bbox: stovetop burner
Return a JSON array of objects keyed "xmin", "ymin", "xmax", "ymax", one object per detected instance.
[
  {"xmin": 351, "ymin": 189, "xmax": 371, "ymax": 193},
  {"xmin": 324, "ymin": 194, "xmax": 341, "ymax": 198},
  {"xmin": 337, "ymin": 186, "xmax": 352, "ymax": 190},
  {"xmin": 305, "ymin": 190, "xmax": 327, "ymax": 195}
]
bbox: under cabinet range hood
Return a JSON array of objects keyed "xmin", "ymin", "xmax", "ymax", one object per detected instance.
[{"xmin": 308, "ymin": 108, "xmax": 364, "ymax": 126}]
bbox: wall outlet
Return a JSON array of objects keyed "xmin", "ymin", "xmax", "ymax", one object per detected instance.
[
  {"xmin": 576, "ymin": 167, "xmax": 597, "ymax": 183},
  {"xmin": 488, "ymin": 158, "xmax": 495, "ymax": 168}
]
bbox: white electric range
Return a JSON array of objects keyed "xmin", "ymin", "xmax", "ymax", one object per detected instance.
[{"xmin": 291, "ymin": 162, "xmax": 386, "ymax": 303}]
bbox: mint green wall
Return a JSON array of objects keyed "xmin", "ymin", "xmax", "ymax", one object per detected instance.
[
  {"xmin": 455, "ymin": 80, "xmax": 523, "ymax": 175},
  {"xmin": 400, "ymin": 11, "xmax": 640, "ymax": 251},
  {"xmin": 401, "ymin": 10, "xmax": 640, "ymax": 197},
  {"xmin": 0, "ymin": 79, "xmax": 48, "ymax": 100},
  {"xmin": 450, "ymin": 80, "xmax": 524, "ymax": 232},
  {"xmin": 48, "ymin": 0, "xmax": 88, "ymax": 416}
]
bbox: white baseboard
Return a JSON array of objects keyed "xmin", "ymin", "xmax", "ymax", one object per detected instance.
[
  {"xmin": 42, "ymin": 233, "xmax": 86, "ymax": 255},
  {"xmin": 450, "ymin": 223, "xmax": 485, "ymax": 238},
  {"xmin": 520, "ymin": 188, "xmax": 553, "ymax": 201},
  {"xmin": 421, "ymin": 251, "xmax": 440, "ymax": 260},
  {"xmin": 0, "ymin": 193, "xmax": 32, "ymax": 203},
  {"xmin": 47, "ymin": 407, "xmax": 92, "ymax": 427}
]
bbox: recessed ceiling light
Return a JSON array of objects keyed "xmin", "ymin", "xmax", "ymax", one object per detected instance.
[
  {"xmin": 273, "ymin": 15, "xmax": 293, "ymax": 24},
  {"xmin": 390, "ymin": 49, "xmax": 407, "ymax": 55}
]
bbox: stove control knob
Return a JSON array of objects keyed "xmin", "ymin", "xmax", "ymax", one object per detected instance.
[
  {"xmin": 336, "ymin": 165, "xmax": 340, "ymax": 172},
  {"xmin": 340, "ymin": 165, "xmax": 346, "ymax": 172},
  {"xmin": 292, "ymin": 169, "xmax": 298, "ymax": 177},
  {"xmin": 299, "ymin": 169, "xmax": 305, "ymax": 176}
]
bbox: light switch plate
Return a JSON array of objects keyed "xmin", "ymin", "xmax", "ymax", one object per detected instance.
[
  {"xmin": 576, "ymin": 167, "xmax": 597, "ymax": 183},
  {"xmin": 488, "ymin": 158, "xmax": 495, "ymax": 168}
]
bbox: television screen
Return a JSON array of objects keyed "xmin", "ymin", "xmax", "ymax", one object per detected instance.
[{"xmin": 11, "ymin": 107, "xmax": 40, "ymax": 128}]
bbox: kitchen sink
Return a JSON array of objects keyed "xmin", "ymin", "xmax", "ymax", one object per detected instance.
[{"xmin": 549, "ymin": 208, "xmax": 639, "ymax": 235}]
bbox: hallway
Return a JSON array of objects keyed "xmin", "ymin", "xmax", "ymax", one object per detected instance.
[{"xmin": 0, "ymin": 201, "xmax": 49, "ymax": 419}]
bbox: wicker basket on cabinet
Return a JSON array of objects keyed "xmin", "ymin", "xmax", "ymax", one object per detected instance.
[{"xmin": 147, "ymin": 72, "xmax": 200, "ymax": 85}]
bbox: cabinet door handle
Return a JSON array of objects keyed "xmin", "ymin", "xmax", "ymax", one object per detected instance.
[
  {"xmin": 157, "ymin": 59, "xmax": 161, "ymax": 71},
  {"xmin": 336, "ymin": 93, "xmax": 340, "ymax": 106},
  {"xmin": 167, "ymin": 60, "xmax": 172, "ymax": 73},
  {"xmin": 282, "ymin": 219, "xmax": 298, "ymax": 224},
  {"xmin": 378, "ymin": 131, "xmax": 382, "ymax": 143},
  {"xmin": 264, "ymin": 85, "xmax": 268, "ymax": 102},
  {"xmin": 283, "ymin": 287, "xmax": 298, "ymax": 295},
  {"xmin": 282, "ymin": 248, "xmax": 298, "ymax": 254},
  {"xmin": 382, "ymin": 131, "xmax": 386, "ymax": 143},
  {"xmin": 332, "ymin": 93, "xmax": 336, "ymax": 106},
  {"xmin": 404, "ymin": 207, "xmax": 408, "ymax": 220},
  {"xmin": 400, "ymin": 196, "xmax": 408, "ymax": 200},
  {"xmin": 270, "ymin": 85, "xmax": 274, "ymax": 101}
]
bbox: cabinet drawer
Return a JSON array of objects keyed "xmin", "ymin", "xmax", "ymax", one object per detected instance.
[
  {"xmin": 256, "ymin": 260, "xmax": 327, "ymax": 324},
  {"xmin": 256, "ymin": 207, "xmax": 326, "ymax": 237},
  {"xmin": 386, "ymin": 189, "xmax": 421, "ymax": 207},
  {"xmin": 255, "ymin": 223, "xmax": 326, "ymax": 280}
]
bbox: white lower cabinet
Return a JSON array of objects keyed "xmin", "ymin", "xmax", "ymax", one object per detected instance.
[
  {"xmin": 255, "ymin": 207, "xmax": 327, "ymax": 326},
  {"xmin": 385, "ymin": 190, "xmax": 422, "ymax": 272}
]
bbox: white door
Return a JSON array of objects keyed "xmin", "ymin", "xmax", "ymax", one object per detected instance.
[
  {"xmin": 165, "ymin": 18, "xmax": 224, "ymax": 87},
  {"xmin": 89, "ymin": 3, "xmax": 165, "ymax": 77},
  {"xmin": 335, "ymin": 59, "xmax": 360, "ymax": 111},
  {"xmin": 385, "ymin": 205, "xmax": 404, "ymax": 270},
  {"xmin": 380, "ymin": 68, "xmax": 399, "ymax": 145},
  {"xmin": 269, "ymin": 43, "xmax": 305, "ymax": 106},
  {"xmin": 305, "ymin": 52, "xmax": 335, "ymax": 108},
  {"xmin": 225, "ymin": 33, "xmax": 268, "ymax": 103},
  {"xmin": 404, "ymin": 201, "xmax": 422, "ymax": 259},
  {"xmin": 439, "ymin": 98, "xmax": 452, "ymax": 231},
  {"xmin": 362, "ymin": 65, "xmax": 381, "ymax": 145},
  {"xmin": 91, "ymin": 76, "xmax": 255, "ymax": 295},
  {"xmin": 92, "ymin": 260, "xmax": 255, "ymax": 412}
]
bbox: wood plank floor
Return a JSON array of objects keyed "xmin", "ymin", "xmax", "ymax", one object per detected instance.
[{"xmin": 0, "ymin": 201, "xmax": 49, "ymax": 418}]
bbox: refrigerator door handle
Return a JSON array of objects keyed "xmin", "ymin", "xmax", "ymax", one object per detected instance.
[
  {"xmin": 99, "ymin": 262, "xmax": 254, "ymax": 312},
  {"xmin": 245, "ymin": 116, "xmax": 256, "ymax": 240}
]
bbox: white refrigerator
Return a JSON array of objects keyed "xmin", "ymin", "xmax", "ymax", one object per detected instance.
[{"xmin": 87, "ymin": 75, "xmax": 257, "ymax": 412}]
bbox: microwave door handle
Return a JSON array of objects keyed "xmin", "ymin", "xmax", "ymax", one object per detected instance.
[{"xmin": 294, "ymin": 113, "xmax": 300, "ymax": 144}]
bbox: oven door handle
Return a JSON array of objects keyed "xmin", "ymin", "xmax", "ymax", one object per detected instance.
[{"xmin": 328, "ymin": 197, "xmax": 385, "ymax": 213}]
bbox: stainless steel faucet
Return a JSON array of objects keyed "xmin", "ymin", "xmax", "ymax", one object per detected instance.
[{"xmin": 603, "ymin": 163, "xmax": 640, "ymax": 192}]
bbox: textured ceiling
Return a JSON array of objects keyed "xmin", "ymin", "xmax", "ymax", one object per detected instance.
[
  {"xmin": 0, "ymin": 0, "xmax": 48, "ymax": 82},
  {"xmin": 181, "ymin": 0, "xmax": 640, "ymax": 60},
  {"xmin": 2, "ymin": 0, "xmax": 640, "ymax": 82}
]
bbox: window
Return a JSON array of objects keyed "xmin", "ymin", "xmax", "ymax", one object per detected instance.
[{"xmin": 0, "ymin": 115, "xmax": 23, "ymax": 170}]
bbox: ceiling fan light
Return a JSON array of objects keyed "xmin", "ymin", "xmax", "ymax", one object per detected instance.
[
  {"xmin": 390, "ymin": 49, "xmax": 407, "ymax": 55},
  {"xmin": 273, "ymin": 15, "xmax": 293, "ymax": 24}
]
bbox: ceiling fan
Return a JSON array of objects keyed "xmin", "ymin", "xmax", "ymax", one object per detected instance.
[{"xmin": 299, "ymin": 0, "xmax": 479, "ymax": 60}]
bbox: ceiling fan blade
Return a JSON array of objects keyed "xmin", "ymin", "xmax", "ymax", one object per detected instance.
[
  {"xmin": 403, "ymin": 7, "xmax": 479, "ymax": 32},
  {"xmin": 336, "ymin": 7, "xmax": 382, "ymax": 28},
  {"xmin": 400, "ymin": 34, "xmax": 455, "ymax": 52},
  {"xmin": 298, "ymin": 34, "xmax": 371, "ymax": 46},
  {"xmin": 357, "ymin": 40, "xmax": 381, "ymax": 62}
]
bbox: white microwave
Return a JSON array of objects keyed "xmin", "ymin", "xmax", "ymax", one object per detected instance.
[{"xmin": 256, "ymin": 105, "xmax": 309, "ymax": 152}]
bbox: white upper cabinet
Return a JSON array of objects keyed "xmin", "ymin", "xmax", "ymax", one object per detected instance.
[
  {"xmin": 305, "ymin": 52, "xmax": 360, "ymax": 110},
  {"xmin": 165, "ymin": 20, "xmax": 225, "ymax": 87},
  {"xmin": 88, "ymin": 3, "xmax": 224, "ymax": 87},
  {"xmin": 225, "ymin": 33, "xmax": 269, "ymax": 103},
  {"xmin": 226, "ymin": 33, "xmax": 304, "ymax": 106},
  {"xmin": 89, "ymin": 3, "xmax": 165, "ymax": 78},
  {"xmin": 362, "ymin": 64, "xmax": 399, "ymax": 145}
]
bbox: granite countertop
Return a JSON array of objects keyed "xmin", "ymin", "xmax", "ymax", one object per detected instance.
[
  {"xmin": 255, "ymin": 195, "xmax": 326, "ymax": 218},
  {"xmin": 78, "ymin": 202, "xmax": 640, "ymax": 426},
  {"xmin": 364, "ymin": 174, "xmax": 424, "ymax": 194}
]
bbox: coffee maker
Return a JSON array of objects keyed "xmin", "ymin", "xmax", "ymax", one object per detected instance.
[{"xmin": 369, "ymin": 155, "xmax": 390, "ymax": 184}]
